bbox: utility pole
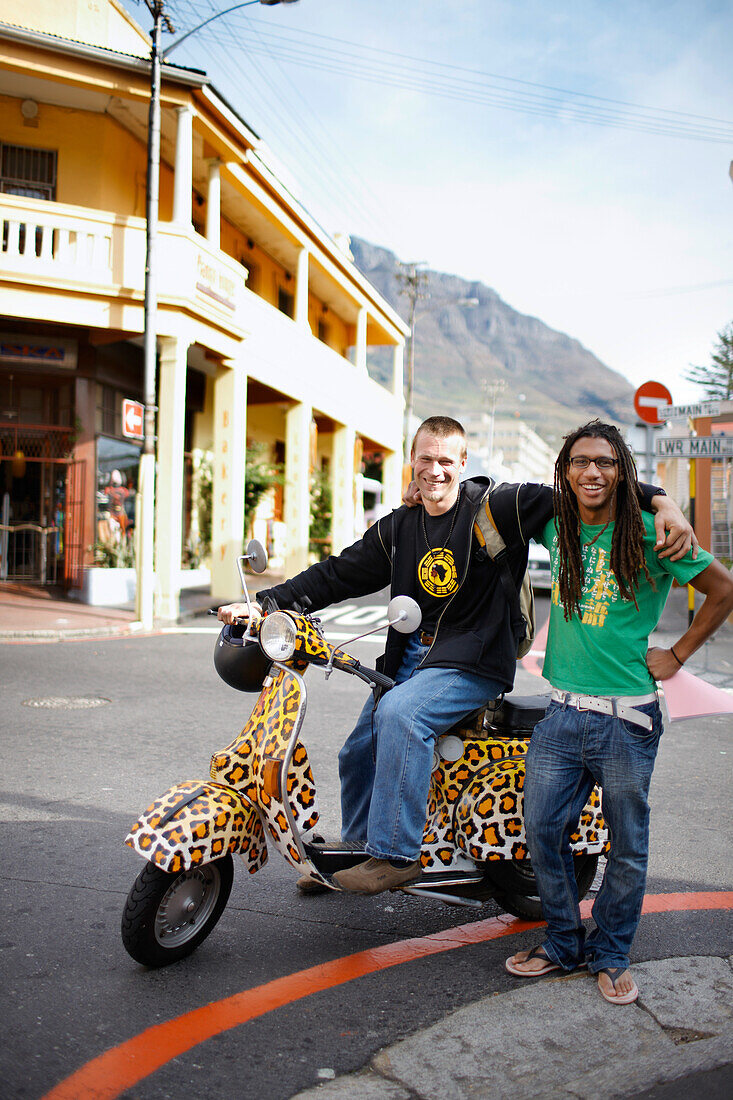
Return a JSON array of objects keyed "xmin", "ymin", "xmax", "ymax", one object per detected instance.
[
  {"xmin": 137, "ymin": 1, "xmax": 173, "ymax": 629},
  {"xmin": 395, "ymin": 261, "xmax": 429, "ymax": 462},
  {"xmin": 482, "ymin": 378, "xmax": 506, "ymax": 471}
]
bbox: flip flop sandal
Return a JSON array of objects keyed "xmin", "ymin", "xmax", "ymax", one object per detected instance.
[
  {"xmin": 597, "ymin": 967, "xmax": 639, "ymax": 1005},
  {"xmin": 505, "ymin": 944, "xmax": 561, "ymax": 977}
]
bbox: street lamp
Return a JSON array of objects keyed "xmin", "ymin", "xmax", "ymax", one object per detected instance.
[{"xmin": 136, "ymin": 0, "xmax": 299, "ymax": 629}]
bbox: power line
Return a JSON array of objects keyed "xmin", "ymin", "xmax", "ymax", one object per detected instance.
[
  {"xmin": 185, "ymin": 29, "xmax": 733, "ymax": 144},
  {"xmin": 169, "ymin": 8, "xmax": 733, "ymax": 143},
  {"xmin": 236, "ymin": 14, "xmax": 733, "ymax": 132}
]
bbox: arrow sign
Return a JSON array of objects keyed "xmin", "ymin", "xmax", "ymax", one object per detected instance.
[
  {"xmin": 634, "ymin": 380, "xmax": 673, "ymax": 425},
  {"xmin": 122, "ymin": 398, "xmax": 144, "ymax": 441}
]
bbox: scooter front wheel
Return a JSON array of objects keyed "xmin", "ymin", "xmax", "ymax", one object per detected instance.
[
  {"xmin": 121, "ymin": 854, "xmax": 234, "ymax": 967},
  {"xmin": 489, "ymin": 853, "xmax": 598, "ymax": 921}
]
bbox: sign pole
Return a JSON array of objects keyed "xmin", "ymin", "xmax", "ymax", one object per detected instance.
[
  {"xmin": 688, "ymin": 457, "xmax": 696, "ymax": 627},
  {"xmin": 137, "ymin": 5, "xmax": 162, "ymax": 630}
]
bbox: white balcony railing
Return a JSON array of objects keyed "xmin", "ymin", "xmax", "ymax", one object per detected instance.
[
  {"xmin": 0, "ymin": 194, "xmax": 248, "ymax": 324},
  {"xmin": 2, "ymin": 197, "xmax": 114, "ymax": 283}
]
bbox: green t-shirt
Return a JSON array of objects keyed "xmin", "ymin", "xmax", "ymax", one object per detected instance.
[{"xmin": 540, "ymin": 512, "xmax": 713, "ymax": 695}]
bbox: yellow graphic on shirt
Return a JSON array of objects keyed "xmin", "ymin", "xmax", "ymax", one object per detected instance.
[
  {"xmin": 418, "ymin": 548, "xmax": 459, "ymax": 597},
  {"xmin": 551, "ymin": 544, "xmax": 620, "ymax": 627}
]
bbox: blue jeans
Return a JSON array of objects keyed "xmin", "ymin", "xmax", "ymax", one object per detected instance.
[
  {"xmin": 523, "ymin": 698, "xmax": 663, "ymax": 973},
  {"xmin": 339, "ymin": 632, "xmax": 502, "ymax": 861}
]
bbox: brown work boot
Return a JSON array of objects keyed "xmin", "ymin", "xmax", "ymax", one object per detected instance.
[
  {"xmin": 296, "ymin": 874, "xmax": 330, "ymax": 895},
  {"xmin": 332, "ymin": 857, "xmax": 420, "ymax": 895}
]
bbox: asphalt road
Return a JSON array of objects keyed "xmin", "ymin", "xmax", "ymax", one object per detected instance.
[{"xmin": 1, "ymin": 592, "xmax": 731, "ymax": 1099}]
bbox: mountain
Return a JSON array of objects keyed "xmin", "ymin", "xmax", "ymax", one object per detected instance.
[{"xmin": 350, "ymin": 237, "xmax": 636, "ymax": 445}]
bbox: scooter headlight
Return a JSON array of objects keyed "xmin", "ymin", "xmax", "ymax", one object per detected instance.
[{"xmin": 259, "ymin": 611, "xmax": 297, "ymax": 661}]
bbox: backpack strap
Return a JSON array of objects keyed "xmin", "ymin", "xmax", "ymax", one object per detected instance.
[{"xmin": 474, "ymin": 486, "xmax": 535, "ymax": 657}]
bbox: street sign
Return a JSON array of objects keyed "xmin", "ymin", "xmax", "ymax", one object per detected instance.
[
  {"xmin": 658, "ymin": 400, "xmax": 720, "ymax": 420},
  {"xmin": 634, "ymin": 380, "xmax": 673, "ymax": 425},
  {"xmin": 122, "ymin": 398, "xmax": 144, "ymax": 441},
  {"xmin": 655, "ymin": 435, "xmax": 733, "ymax": 459}
]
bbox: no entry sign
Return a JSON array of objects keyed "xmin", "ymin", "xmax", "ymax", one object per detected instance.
[{"xmin": 634, "ymin": 381, "xmax": 673, "ymax": 426}]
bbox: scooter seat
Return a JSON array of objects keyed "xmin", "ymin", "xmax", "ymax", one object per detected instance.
[{"xmin": 486, "ymin": 693, "xmax": 550, "ymax": 732}]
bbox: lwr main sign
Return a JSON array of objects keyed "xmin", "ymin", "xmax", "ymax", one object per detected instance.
[{"xmin": 656, "ymin": 435, "xmax": 733, "ymax": 458}]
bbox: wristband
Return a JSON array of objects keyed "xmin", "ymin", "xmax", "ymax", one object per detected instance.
[{"xmin": 670, "ymin": 645, "xmax": 684, "ymax": 667}]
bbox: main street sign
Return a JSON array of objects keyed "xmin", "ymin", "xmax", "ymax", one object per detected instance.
[
  {"xmin": 655, "ymin": 435, "xmax": 733, "ymax": 459},
  {"xmin": 122, "ymin": 398, "xmax": 144, "ymax": 441},
  {"xmin": 634, "ymin": 381, "xmax": 672, "ymax": 425},
  {"xmin": 658, "ymin": 400, "xmax": 720, "ymax": 420}
]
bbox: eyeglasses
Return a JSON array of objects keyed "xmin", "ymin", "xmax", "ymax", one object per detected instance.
[{"xmin": 568, "ymin": 456, "xmax": 619, "ymax": 470}]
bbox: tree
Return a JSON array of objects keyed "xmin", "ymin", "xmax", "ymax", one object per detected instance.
[
  {"xmin": 244, "ymin": 443, "xmax": 282, "ymax": 539},
  {"xmin": 685, "ymin": 323, "xmax": 733, "ymax": 399},
  {"xmin": 309, "ymin": 467, "xmax": 332, "ymax": 561}
]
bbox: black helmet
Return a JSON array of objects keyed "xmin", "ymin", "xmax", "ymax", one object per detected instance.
[{"xmin": 214, "ymin": 624, "xmax": 272, "ymax": 692}]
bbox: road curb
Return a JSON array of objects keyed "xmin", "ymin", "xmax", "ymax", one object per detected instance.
[{"xmin": 291, "ymin": 955, "xmax": 733, "ymax": 1099}]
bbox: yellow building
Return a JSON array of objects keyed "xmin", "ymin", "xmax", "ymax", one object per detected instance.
[{"xmin": 0, "ymin": 0, "xmax": 407, "ymax": 617}]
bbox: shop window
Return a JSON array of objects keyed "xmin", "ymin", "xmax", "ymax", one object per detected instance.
[
  {"xmin": 278, "ymin": 287, "xmax": 294, "ymax": 318},
  {"xmin": 95, "ymin": 384, "xmax": 123, "ymax": 437},
  {"xmin": 0, "ymin": 142, "xmax": 57, "ymax": 200},
  {"xmin": 96, "ymin": 436, "xmax": 141, "ymax": 551}
]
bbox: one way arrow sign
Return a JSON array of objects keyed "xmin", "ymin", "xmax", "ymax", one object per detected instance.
[{"xmin": 122, "ymin": 398, "xmax": 144, "ymax": 441}]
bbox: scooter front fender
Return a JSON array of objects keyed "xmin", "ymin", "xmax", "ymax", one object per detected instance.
[{"xmin": 125, "ymin": 779, "xmax": 268, "ymax": 875}]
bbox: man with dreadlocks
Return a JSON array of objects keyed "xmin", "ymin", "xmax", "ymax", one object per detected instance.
[{"xmin": 506, "ymin": 420, "xmax": 733, "ymax": 1005}]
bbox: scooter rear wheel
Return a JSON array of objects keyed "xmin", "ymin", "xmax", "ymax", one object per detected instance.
[
  {"xmin": 121, "ymin": 854, "xmax": 234, "ymax": 967},
  {"xmin": 489, "ymin": 853, "xmax": 598, "ymax": 921}
]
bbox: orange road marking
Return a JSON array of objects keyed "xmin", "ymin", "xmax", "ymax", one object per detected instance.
[{"xmin": 43, "ymin": 891, "xmax": 732, "ymax": 1100}]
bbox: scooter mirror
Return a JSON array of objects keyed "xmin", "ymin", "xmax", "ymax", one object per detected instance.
[
  {"xmin": 245, "ymin": 539, "xmax": 268, "ymax": 574},
  {"xmin": 386, "ymin": 595, "xmax": 422, "ymax": 634}
]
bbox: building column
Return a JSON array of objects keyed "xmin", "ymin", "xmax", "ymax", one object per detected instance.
[
  {"xmin": 205, "ymin": 159, "xmax": 221, "ymax": 249},
  {"xmin": 172, "ymin": 103, "xmax": 193, "ymax": 226},
  {"xmin": 382, "ymin": 447, "xmax": 404, "ymax": 511},
  {"xmin": 154, "ymin": 334, "xmax": 189, "ymax": 621},
  {"xmin": 330, "ymin": 424, "xmax": 357, "ymax": 553},
  {"xmin": 294, "ymin": 247, "xmax": 310, "ymax": 328},
  {"xmin": 284, "ymin": 401, "xmax": 312, "ymax": 575},
  {"xmin": 210, "ymin": 361, "xmax": 247, "ymax": 599},
  {"xmin": 355, "ymin": 306, "xmax": 367, "ymax": 372}
]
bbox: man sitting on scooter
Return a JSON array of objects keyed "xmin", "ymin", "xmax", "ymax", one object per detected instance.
[
  {"xmin": 218, "ymin": 416, "xmax": 690, "ymax": 895},
  {"xmin": 505, "ymin": 420, "xmax": 733, "ymax": 1005}
]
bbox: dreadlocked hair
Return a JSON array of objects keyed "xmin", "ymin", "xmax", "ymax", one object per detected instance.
[{"xmin": 552, "ymin": 420, "xmax": 653, "ymax": 620}]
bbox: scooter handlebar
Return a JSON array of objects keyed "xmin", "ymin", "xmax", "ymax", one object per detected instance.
[{"xmin": 342, "ymin": 660, "xmax": 394, "ymax": 691}]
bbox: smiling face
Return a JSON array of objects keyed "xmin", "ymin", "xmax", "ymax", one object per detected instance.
[
  {"xmin": 411, "ymin": 430, "xmax": 467, "ymax": 515},
  {"xmin": 566, "ymin": 435, "xmax": 623, "ymax": 525}
]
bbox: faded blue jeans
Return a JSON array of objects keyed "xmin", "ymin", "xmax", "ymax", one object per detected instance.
[
  {"xmin": 523, "ymin": 697, "xmax": 663, "ymax": 974},
  {"xmin": 339, "ymin": 631, "xmax": 502, "ymax": 861}
]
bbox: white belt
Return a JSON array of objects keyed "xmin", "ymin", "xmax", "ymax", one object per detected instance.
[{"xmin": 550, "ymin": 688, "xmax": 657, "ymax": 731}]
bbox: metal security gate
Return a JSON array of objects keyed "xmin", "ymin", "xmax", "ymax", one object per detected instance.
[{"xmin": 64, "ymin": 459, "xmax": 85, "ymax": 589}]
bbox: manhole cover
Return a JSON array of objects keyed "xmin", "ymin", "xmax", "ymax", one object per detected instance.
[{"xmin": 22, "ymin": 697, "xmax": 111, "ymax": 709}]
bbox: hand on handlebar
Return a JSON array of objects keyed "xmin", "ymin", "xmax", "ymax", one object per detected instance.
[{"xmin": 217, "ymin": 601, "xmax": 262, "ymax": 625}]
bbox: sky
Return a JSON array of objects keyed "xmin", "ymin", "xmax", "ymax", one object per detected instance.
[{"xmin": 123, "ymin": 0, "xmax": 733, "ymax": 410}]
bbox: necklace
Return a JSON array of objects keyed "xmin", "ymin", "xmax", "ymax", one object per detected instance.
[
  {"xmin": 421, "ymin": 487, "xmax": 461, "ymax": 553},
  {"xmin": 582, "ymin": 516, "xmax": 612, "ymax": 547}
]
